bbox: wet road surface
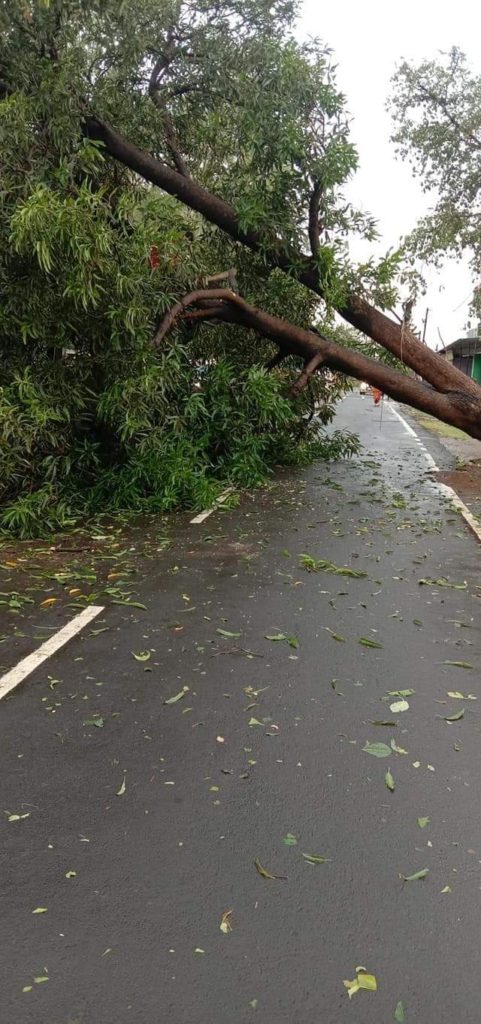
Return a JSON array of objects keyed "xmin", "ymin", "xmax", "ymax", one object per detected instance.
[{"xmin": 1, "ymin": 395, "xmax": 481, "ymax": 1023}]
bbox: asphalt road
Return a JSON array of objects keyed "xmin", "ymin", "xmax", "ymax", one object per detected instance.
[{"xmin": 1, "ymin": 395, "xmax": 481, "ymax": 1024}]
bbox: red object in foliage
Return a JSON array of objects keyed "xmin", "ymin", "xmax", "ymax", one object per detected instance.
[{"xmin": 148, "ymin": 245, "xmax": 160, "ymax": 269}]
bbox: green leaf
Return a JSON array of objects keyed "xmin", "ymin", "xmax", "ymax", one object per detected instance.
[
  {"xmin": 357, "ymin": 973, "xmax": 377, "ymax": 992},
  {"xmin": 389, "ymin": 699, "xmax": 409, "ymax": 713},
  {"xmin": 418, "ymin": 577, "xmax": 467, "ymax": 589},
  {"xmin": 443, "ymin": 660, "xmax": 473, "ymax": 669},
  {"xmin": 283, "ymin": 833, "xmax": 298, "ymax": 846},
  {"xmin": 394, "ymin": 1001, "xmax": 406, "ymax": 1022},
  {"xmin": 299, "ymin": 554, "xmax": 368, "ymax": 578},
  {"xmin": 358, "ymin": 636, "xmax": 383, "ymax": 648},
  {"xmin": 417, "ymin": 817, "xmax": 430, "ymax": 829},
  {"xmin": 443, "ymin": 708, "xmax": 465, "ymax": 722},
  {"xmin": 302, "ymin": 852, "xmax": 331, "ymax": 864},
  {"xmin": 164, "ymin": 686, "xmax": 189, "ymax": 705},
  {"xmin": 447, "ymin": 691, "xmax": 476, "ymax": 700},
  {"xmin": 254, "ymin": 858, "xmax": 286, "ymax": 880},
  {"xmin": 402, "ymin": 868, "xmax": 429, "ymax": 882},
  {"xmin": 217, "ymin": 628, "xmax": 241, "ymax": 638},
  {"xmin": 132, "ymin": 650, "xmax": 151, "ymax": 661},
  {"xmin": 117, "ymin": 777, "xmax": 126, "ymax": 796},
  {"xmin": 33, "ymin": 976, "xmax": 49, "ymax": 984},
  {"xmin": 83, "ymin": 716, "xmax": 104, "ymax": 728},
  {"xmin": 363, "ymin": 742, "xmax": 392, "ymax": 758},
  {"xmin": 287, "ymin": 635, "xmax": 299, "ymax": 649},
  {"xmin": 112, "ymin": 600, "xmax": 147, "ymax": 609},
  {"xmin": 32, "ymin": 907, "xmax": 48, "ymax": 914},
  {"xmin": 385, "ymin": 769, "xmax": 395, "ymax": 792},
  {"xmin": 343, "ymin": 968, "xmax": 377, "ymax": 998},
  {"xmin": 386, "ymin": 689, "xmax": 415, "ymax": 697},
  {"xmin": 249, "ymin": 717, "xmax": 263, "ymax": 726}
]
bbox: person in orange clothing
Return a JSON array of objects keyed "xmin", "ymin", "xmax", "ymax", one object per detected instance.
[{"xmin": 372, "ymin": 387, "xmax": 383, "ymax": 406}]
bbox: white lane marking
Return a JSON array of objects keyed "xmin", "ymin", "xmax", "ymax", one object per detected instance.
[
  {"xmin": 389, "ymin": 403, "xmax": 418, "ymax": 439},
  {"xmin": 0, "ymin": 605, "xmax": 105, "ymax": 701},
  {"xmin": 389, "ymin": 404, "xmax": 481, "ymax": 544},
  {"xmin": 389, "ymin": 404, "xmax": 440, "ymax": 469},
  {"xmin": 190, "ymin": 488, "xmax": 234, "ymax": 525}
]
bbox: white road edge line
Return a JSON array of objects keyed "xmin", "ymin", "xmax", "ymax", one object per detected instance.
[
  {"xmin": 389, "ymin": 403, "xmax": 481, "ymax": 544},
  {"xmin": 0, "ymin": 605, "xmax": 105, "ymax": 701},
  {"xmin": 190, "ymin": 487, "xmax": 235, "ymax": 525}
]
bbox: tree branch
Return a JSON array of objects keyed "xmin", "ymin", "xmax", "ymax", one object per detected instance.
[
  {"xmin": 84, "ymin": 115, "xmax": 481, "ymax": 411},
  {"xmin": 308, "ymin": 178, "xmax": 323, "ymax": 257},
  {"xmin": 154, "ymin": 286, "xmax": 481, "ymax": 437},
  {"xmin": 148, "ymin": 51, "xmax": 190, "ymax": 177},
  {"xmin": 288, "ymin": 352, "xmax": 325, "ymax": 397}
]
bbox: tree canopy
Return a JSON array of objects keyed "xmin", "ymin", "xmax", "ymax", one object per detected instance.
[
  {"xmin": 390, "ymin": 47, "xmax": 481, "ymax": 300},
  {"xmin": 1, "ymin": 1, "xmax": 481, "ymax": 535}
]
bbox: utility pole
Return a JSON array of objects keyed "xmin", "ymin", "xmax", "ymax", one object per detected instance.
[{"xmin": 422, "ymin": 307, "xmax": 430, "ymax": 344}]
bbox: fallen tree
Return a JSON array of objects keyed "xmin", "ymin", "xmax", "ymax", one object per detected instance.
[
  {"xmin": 86, "ymin": 114, "xmax": 481, "ymax": 438},
  {"xmin": 1, "ymin": 0, "xmax": 480, "ymax": 543},
  {"xmin": 151, "ymin": 285, "xmax": 481, "ymax": 433}
]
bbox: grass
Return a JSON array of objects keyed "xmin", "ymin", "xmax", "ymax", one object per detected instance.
[{"xmin": 408, "ymin": 409, "xmax": 468, "ymax": 440}]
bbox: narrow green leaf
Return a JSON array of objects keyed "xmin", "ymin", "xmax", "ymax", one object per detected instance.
[
  {"xmin": 254, "ymin": 857, "xmax": 286, "ymax": 880},
  {"xmin": 164, "ymin": 686, "xmax": 189, "ymax": 705},
  {"xmin": 394, "ymin": 1001, "xmax": 406, "ymax": 1022},
  {"xmin": 358, "ymin": 636, "xmax": 383, "ymax": 648},
  {"xmin": 418, "ymin": 577, "xmax": 466, "ymax": 589},
  {"xmin": 302, "ymin": 852, "xmax": 331, "ymax": 865},
  {"xmin": 112, "ymin": 599, "xmax": 147, "ymax": 610},
  {"xmin": 217, "ymin": 628, "xmax": 241, "ymax": 638},
  {"xmin": 402, "ymin": 868, "xmax": 429, "ymax": 882},
  {"xmin": 386, "ymin": 689, "xmax": 415, "ymax": 697}
]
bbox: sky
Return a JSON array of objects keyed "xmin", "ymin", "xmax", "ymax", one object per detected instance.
[{"xmin": 298, "ymin": 0, "xmax": 481, "ymax": 349}]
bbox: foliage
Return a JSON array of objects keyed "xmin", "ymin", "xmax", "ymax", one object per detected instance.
[
  {"xmin": 390, "ymin": 48, "xmax": 481, "ymax": 307},
  {"xmin": 0, "ymin": 0, "xmax": 375, "ymax": 536}
]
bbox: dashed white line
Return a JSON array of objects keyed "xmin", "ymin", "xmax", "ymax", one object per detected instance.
[
  {"xmin": 190, "ymin": 488, "xmax": 235, "ymax": 524},
  {"xmin": 389, "ymin": 403, "xmax": 481, "ymax": 544},
  {"xmin": 0, "ymin": 605, "xmax": 105, "ymax": 701}
]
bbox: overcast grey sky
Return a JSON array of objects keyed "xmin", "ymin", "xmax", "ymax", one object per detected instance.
[{"xmin": 298, "ymin": 0, "xmax": 481, "ymax": 348}]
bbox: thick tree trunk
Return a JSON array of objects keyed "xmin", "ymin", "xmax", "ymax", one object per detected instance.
[
  {"xmin": 85, "ymin": 116, "xmax": 481, "ymax": 438},
  {"xmin": 154, "ymin": 289, "xmax": 481, "ymax": 440}
]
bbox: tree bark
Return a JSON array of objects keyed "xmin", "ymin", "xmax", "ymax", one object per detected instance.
[
  {"xmin": 85, "ymin": 115, "xmax": 481, "ymax": 436},
  {"xmin": 155, "ymin": 288, "xmax": 481, "ymax": 439}
]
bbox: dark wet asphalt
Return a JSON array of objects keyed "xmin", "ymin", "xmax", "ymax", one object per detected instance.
[{"xmin": 1, "ymin": 395, "xmax": 481, "ymax": 1024}]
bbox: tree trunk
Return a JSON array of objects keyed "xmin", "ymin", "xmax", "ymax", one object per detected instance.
[
  {"xmin": 154, "ymin": 289, "xmax": 481, "ymax": 440},
  {"xmin": 85, "ymin": 116, "xmax": 481, "ymax": 438}
]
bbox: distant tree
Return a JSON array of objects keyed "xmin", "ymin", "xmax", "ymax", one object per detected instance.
[{"xmin": 390, "ymin": 47, "xmax": 481, "ymax": 307}]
